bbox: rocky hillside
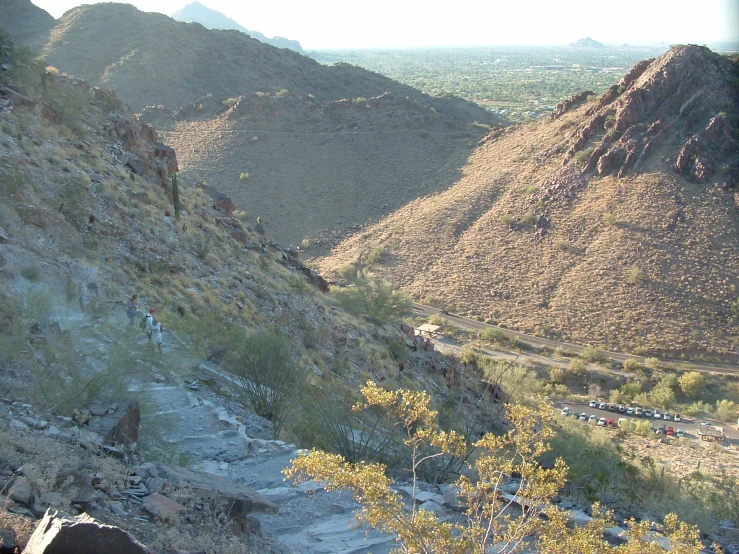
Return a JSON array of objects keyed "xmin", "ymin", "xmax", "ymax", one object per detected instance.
[
  {"xmin": 0, "ymin": 35, "xmax": 497, "ymax": 552},
  {"xmin": 33, "ymin": 1, "xmax": 494, "ymax": 125},
  {"xmin": 171, "ymin": 1, "xmax": 303, "ymax": 52},
  {"xmin": 317, "ymin": 45, "xmax": 739, "ymax": 358},
  {"xmin": 0, "ymin": 0, "xmax": 55, "ymax": 50},
  {"xmin": 160, "ymin": 90, "xmax": 489, "ymax": 245}
]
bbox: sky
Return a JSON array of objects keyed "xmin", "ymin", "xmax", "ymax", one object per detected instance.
[{"xmin": 31, "ymin": 0, "xmax": 739, "ymax": 50}]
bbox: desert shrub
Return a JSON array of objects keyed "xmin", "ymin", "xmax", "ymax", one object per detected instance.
[
  {"xmin": 650, "ymin": 377, "xmax": 676, "ymax": 409},
  {"xmin": 602, "ymin": 212, "xmax": 616, "ymax": 226},
  {"xmin": 678, "ymin": 371, "xmax": 705, "ymax": 399},
  {"xmin": 225, "ymin": 328, "xmax": 305, "ymax": 439},
  {"xmin": 625, "ymin": 267, "xmax": 645, "ymax": 285},
  {"xmin": 500, "ymin": 214, "xmax": 513, "ymax": 226},
  {"xmin": 332, "ymin": 267, "xmax": 412, "ymax": 324},
  {"xmin": 479, "ymin": 359, "xmax": 543, "ymax": 404},
  {"xmin": 713, "ymin": 399, "xmax": 738, "ymax": 422},
  {"xmin": 521, "ymin": 211, "xmax": 536, "ymax": 226},
  {"xmin": 644, "ymin": 357, "xmax": 662, "ymax": 371},
  {"xmin": 580, "ymin": 345, "xmax": 606, "ymax": 364},
  {"xmin": 622, "ymin": 358, "xmax": 642, "ymax": 372},
  {"xmin": 619, "ymin": 382, "xmax": 642, "ymax": 403},
  {"xmin": 191, "ymin": 233, "xmax": 211, "ymax": 260},
  {"xmin": 287, "ymin": 383, "xmax": 706, "ymax": 553},
  {"xmin": 292, "ymin": 387, "xmax": 399, "ymax": 466},
  {"xmin": 478, "ymin": 327, "xmax": 507, "ymax": 344},
  {"xmin": 239, "ymin": 172, "xmax": 249, "ymax": 181},
  {"xmin": 568, "ymin": 357, "xmax": 586, "ymax": 373},
  {"xmin": 362, "ymin": 245, "xmax": 386, "ymax": 266}
]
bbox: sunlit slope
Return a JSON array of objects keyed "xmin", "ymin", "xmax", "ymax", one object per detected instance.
[{"xmin": 319, "ymin": 46, "xmax": 739, "ymax": 357}]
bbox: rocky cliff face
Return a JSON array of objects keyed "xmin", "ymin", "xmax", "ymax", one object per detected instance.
[{"xmin": 558, "ymin": 45, "xmax": 738, "ymax": 185}]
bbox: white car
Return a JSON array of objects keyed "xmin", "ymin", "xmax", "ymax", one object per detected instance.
[
  {"xmin": 674, "ymin": 414, "xmax": 682, "ymax": 422},
  {"xmin": 579, "ymin": 413, "xmax": 588, "ymax": 421},
  {"xmin": 588, "ymin": 400, "xmax": 598, "ymax": 408},
  {"xmin": 561, "ymin": 407, "xmax": 570, "ymax": 416},
  {"xmin": 626, "ymin": 407, "xmax": 634, "ymax": 415},
  {"xmin": 597, "ymin": 417, "xmax": 607, "ymax": 426},
  {"xmin": 653, "ymin": 410, "xmax": 662, "ymax": 419},
  {"xmin": 676, "ymin": 429, "xmax": 685, "ymax": 438},
  {"xmin": 617, "ymin": 417, "xmax": 627, "ymax": 427},
  {"xmin": 663, "ymin": 412, "xmax": 672, "ymax": 421},
  {"xmin": 588, "ymin": 415, "xmax": 598, "ymax": 424}
]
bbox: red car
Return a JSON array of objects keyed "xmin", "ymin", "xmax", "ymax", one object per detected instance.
[
  {"xmin": 666, "ymin": 427, "xmax": 674, "ymax": 436},
  {"xmin": 606, "ymin": 419, "xmax": 615, "ymax": 426}
]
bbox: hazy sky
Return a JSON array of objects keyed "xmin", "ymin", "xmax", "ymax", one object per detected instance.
[{"xmin": 31, "ymin": 0, "xmax": 739, "ymax": 50}]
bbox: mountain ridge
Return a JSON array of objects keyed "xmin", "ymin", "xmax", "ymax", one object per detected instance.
[
  {"xmin": 316, "ymin": 45, "xmax": 739, "ymax": 358},
  {"xmin": 171, "ymin": 1, "xmax": 303, "ymax": 52}
]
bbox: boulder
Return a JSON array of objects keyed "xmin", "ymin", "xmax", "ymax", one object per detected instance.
[
  {"xmin": 151, "ymin": 463, "xmax": 278, "ymax": 516},
  {"xmin": 87, "ymin": 400, "xmax": 139, "ymax": 447},
  {"xmin": 142, "ymin": 493, "xmax": 185, "ymax": 523},
  {"xmin": 9, "ymin": 477, "xmax": 33, "ymax": 507},
  {"xmin": 21, "ymin": 510, "xmax": 152, "ymax": 554}
]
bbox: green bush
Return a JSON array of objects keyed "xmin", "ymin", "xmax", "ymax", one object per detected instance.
[
  {"xmin": 622, "ymin": 358, "xmax": 642, "ymax": 372},
  {"xmin": 332, "ymin": 268, "xmax": 412, "ymax": 324},
  {"xmin": 580, "ymin": 345, "xmax": 606, "ymax": 364},
  {"xmin": 678, "ymin": 371, "xmax": 705, "ymax": 398},
  {"xmin": 478, "ymin": 327, "xmax": 507, "ymax": 344},
  {"xmin": 225, "ymin": 329, "xmax": 305, "ymax": 439}
]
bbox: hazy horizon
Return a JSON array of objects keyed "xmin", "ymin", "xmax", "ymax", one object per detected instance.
[{"xmin": 31, "ymin": 0, "xmax": 739, "ymax": 50}]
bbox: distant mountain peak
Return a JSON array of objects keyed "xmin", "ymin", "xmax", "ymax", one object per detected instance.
[
  {"xmin": 171, "ymin": 1, "xmax": 302, "ymax": 52},
  {"xmin": 570, "ymin": 36, "xmax": 606, "ymax": 48}
]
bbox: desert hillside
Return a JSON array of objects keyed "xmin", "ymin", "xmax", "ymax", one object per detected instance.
[
  {"xmin": 162, "ymin": 90, "xmax": 488, "ymax": 245},
  {"xmin": 318, "ymin": 45, "xmax": 739, "ymax": 358},
  {"xmin": 35, "ymin": 1, "xmax": 494, "ymax": 126}
]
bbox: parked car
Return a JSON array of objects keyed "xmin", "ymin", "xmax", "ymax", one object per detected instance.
[
  {"xmin": 653, "ymin": 410, "xmax": 662, "ymax": 419},
  {"xmin": 635, "ymin": 407, "xmax": 643, "ymax": 416},
  {"xmin": 570, "ymin": 411, "xmax": 581, "ymax": 419},
  {"xmin": 588, "ymin": 415, "xmax": 598, "ymax": 424},
  {"xmin": 589, "ymin": 400, "xmax": 598, "ymax": 408},
  {"xmin": 663, "ymin": 412, "xmax": 672, "ymax": 421},
  {"xmin": 606, "ymin": 418, "xmax": 615, "ymax": 426},
  {"xmin": 561, "ymin": 407, "xmax": 570, "ymax": 416},
  {"xmin": 656, "ymin": 424, "xmax": 666, "ymax": 434},
  {"xmin": 644, "ymin": 409, "xmax": 653, "ymax": 417},
  {"xmin": 618, "ymin": 404, "xmax": 626, "ymax": 413},
  {"xmin": 599, "ymin": 402, "xmax": 607, "ymax": 410},
  {"xmin": 666, "ymin": 426, "xmax": 674, "ymax": 436},
  {"xmin": 579, "ymin": 413, "xmax": 588, "ymax": 421},
  {"xmin": 607, "ymin": 404, "xmax": 616, "ymax": 412},
  {"xmin": 598, "ymin": 417, "xmax": 607, "ymax": 426},
  {"xmin": 674, "ymin": 414, "xmax": 682, "ymax": 422},
  {"xmin": 626, "ymin": 407, "xmax": 634, "ymax": 415},
  {"xmin": 676, "ymin": 429, "xmax": 685, "ymax": 438},
  {"xmin": 617, "ymin": 417, "xmax": 627, "ymax": 427}
]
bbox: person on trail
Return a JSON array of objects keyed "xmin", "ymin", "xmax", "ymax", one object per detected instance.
[
  {"xmin": 126, "ymin": 294, "xmax": 138, "ymax": 325},
  {"xmin": 151, "ymin": 320, "xmax": 163, "ymax": 353},
  {"xmin": 145, "ymin": 308, "xmax": 156, "ymax": 340}
]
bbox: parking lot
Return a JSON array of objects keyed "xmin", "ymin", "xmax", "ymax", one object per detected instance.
[{"xmin": 557, "ymin": 400, "xmax": 739, "ymax": 441}]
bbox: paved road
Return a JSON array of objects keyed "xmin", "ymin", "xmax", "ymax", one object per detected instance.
[{"xmin": 413, "ymin": 303, "xmax": 739, "ymax": 377}]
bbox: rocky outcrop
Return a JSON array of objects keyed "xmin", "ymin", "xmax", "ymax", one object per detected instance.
[
  {"xmin": 22, "ymin": 511, "xmax": 152, "ymax": 554},
  {"xmin": 138, "ymin": 463, "xmax": 279, "ymax": 516},
  {"xmin": 551, "ymin": 91, "xmax": 594, "ymax": 120},
  {"xmin": 562, "ymin": 45, "xmax": 738, "ymax": 183},
  {"xmin": 86, "ymin": 401, "xmax": 140, "ymax": 447}
]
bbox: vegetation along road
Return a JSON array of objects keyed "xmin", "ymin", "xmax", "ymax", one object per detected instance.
[{"xmin": 412, "ymin": 303, "xmax": 739, "ymax": 377}]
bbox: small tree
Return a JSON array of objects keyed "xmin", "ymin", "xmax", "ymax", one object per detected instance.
[
  {"xmin": 286, "ymin": 382, "xmax": 709, "ymax": 553},
  {"xmin": 332, "ymin": 267, "xmax": 412, "ymax": 324},
  {"xmin": 678, "ymin": 371, "xmax": 705, "ymax": 399},
  {"xmin": 226, "ymin": 329, "xmax": 304, "ymax": 439}
]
